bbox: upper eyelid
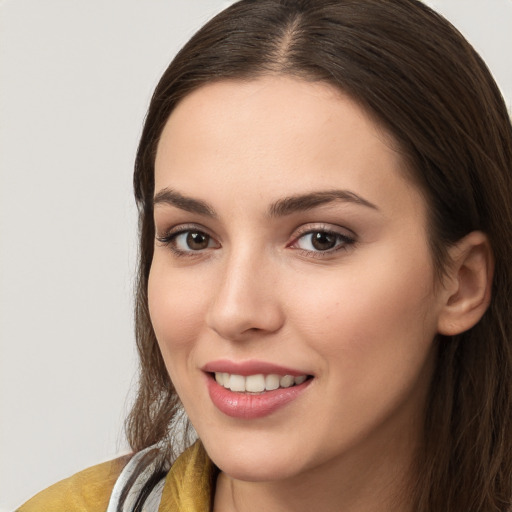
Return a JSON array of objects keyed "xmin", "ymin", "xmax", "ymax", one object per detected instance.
[
  {"xmin": 155, "ymin": 222, "xmax": 216, "ymax": 238},
  {"xmin": 291, "ymin": 223, "xmax": 356, "ymax": 239}
]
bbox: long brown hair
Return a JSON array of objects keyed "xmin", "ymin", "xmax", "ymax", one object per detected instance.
[{"xmin": 126, "ymin": 1, "xmax": 512, "ymax": 509}]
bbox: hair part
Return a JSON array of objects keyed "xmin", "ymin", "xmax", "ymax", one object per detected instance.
[{"xmin": 127, "ymin": 1, "xmax": 512, "ymax": 510}]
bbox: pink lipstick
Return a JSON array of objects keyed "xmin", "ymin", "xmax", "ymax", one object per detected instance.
[{"xmin": 202, "ymin": 360, "xmax": 313, "ymax": 419}]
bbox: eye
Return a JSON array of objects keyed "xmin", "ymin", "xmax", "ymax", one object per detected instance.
[
  {"xmin": 156, "ymin": 227, "xmax": 220, "ymax": 256},
  {"xmin": 290, "ymin": 228, "xmax": 355, "ymax": 254},
  {"xmin": 173, "ymin": 231, "xmax": 215, "ymax": 251}
]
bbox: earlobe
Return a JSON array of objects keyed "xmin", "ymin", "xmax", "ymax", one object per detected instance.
[{"xmin": 437, "ymin": 231, "xmax": 494, "ymax": 336}]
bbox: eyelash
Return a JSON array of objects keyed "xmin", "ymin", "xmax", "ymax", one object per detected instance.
[
  {"xmin": 156, "ymin": 224, "xmax": 218, "ymax": 258},
  {"xmin": 155, "ymin": 224, "xmax": 356, "ymax": 259},
  {"xmin": 287, "ymin": 226, "xmax": 356, "ymax": 258}
]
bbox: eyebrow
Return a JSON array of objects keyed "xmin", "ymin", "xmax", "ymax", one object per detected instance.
[
  {"xmin": 153, "ymin": 188, "xmax": 217, "ymax": 217},
  {"xmin": 268, "ymin": 190, "xmax": 378, "ymax": 217},
  {"xmin": 153, "ymin": 187, "xmax": 378, "ymax": 218}
]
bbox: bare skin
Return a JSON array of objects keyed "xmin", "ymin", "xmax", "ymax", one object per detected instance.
[{"xmin": 149, "ymin": 76, "xmax": 492, "ymax": 512}]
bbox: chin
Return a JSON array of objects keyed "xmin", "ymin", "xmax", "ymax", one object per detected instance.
[
  {"xmin": 202, "ymin": 435, "xmax": 309, "ymax": 483},
  {"xmin": 216, "ymin": 458, "xmax": 302, "ymax": 483}
]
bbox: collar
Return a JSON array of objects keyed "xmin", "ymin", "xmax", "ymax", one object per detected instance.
[
  {"xmin": 107, "ymin": 441, "xmax": 215, "ymax": 512},
  {"xmin": 159, "ymin": 441, "xmax": 215, "ymax": 512}
]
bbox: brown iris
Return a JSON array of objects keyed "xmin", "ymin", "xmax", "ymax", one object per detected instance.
[
  {"xmin": 311, "ymin": 231, "xmax": 337, "ymax": 251},
  {"xmin": 187, "ymin": 231, "xmax": 210, "ymax": 250}
]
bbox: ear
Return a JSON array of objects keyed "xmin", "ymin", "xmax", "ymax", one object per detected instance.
[{"xmin": 437, "ymin": 231, "xmax": 494, "ymax": 336}]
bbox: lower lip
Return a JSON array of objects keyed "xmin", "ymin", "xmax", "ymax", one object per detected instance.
[{"xmin": 206, "ymin": 374, "xmax": 312, "ymax": 419}]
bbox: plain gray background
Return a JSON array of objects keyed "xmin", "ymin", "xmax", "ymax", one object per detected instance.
[{"xmin": 0, "ymin": 1, "xmax": 510, "ymax": 510}]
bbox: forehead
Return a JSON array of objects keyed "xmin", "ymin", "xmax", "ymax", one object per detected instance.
[
  {"xmin": 157, "ymin": 77, "xmax": 391, "ymax": 158},
  {"xmin": 154, "ymin": 76, "xmax": 422, "ymax": 218}
]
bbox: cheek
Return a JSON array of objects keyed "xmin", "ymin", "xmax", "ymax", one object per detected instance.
[
  {"xmin": 289, "ymin": 256, "xmax": 438, "ymax": 438},
  {"xmin": 291, "ymin": 250, "xmax": 438, "ymax": 368},
  {"xmin": 147, "ymin": 262, "xmax": 207, "ymax": 367}
]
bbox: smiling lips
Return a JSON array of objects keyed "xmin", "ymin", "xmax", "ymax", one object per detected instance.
[{"xmin": 203, "ymin": 360, "xmax": 313, "ymax": 419}]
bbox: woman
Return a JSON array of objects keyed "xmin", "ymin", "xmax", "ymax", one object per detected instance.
[{"xmin": 18, "ymin": 0, "xmax": 512, "ymax": 511}]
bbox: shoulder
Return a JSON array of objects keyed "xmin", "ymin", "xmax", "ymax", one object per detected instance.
[{"xmin": 16, "ymin": 455, "xmax": 131, "ymax": 512}]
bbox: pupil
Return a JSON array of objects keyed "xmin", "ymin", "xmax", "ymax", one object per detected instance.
[
  {"xmin": 311, "ymin": 232, "xmax": 336, "ymax": 251},
  {"xmin": 187, "ymin": 232, "xmax": 209, "ymax": 250}
]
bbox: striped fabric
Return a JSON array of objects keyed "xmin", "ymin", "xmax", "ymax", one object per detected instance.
[{"xmin": 107, "ymin": 444, "xmax": 170, "ymax": 512}]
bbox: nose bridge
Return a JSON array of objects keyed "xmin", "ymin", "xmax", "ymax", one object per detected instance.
[{"xmin": 206, "ymin": 243, "xmax": 284, "ymax": 340}]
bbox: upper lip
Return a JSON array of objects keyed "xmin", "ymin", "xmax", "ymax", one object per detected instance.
[{"xmin": 202, "ymin": 359, "xmax": 310, "ymax": 377}]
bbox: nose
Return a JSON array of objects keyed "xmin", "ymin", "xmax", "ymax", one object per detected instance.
[{"xmin": 205, "ymin": 249, "xmax": 285, "ymax": 341}]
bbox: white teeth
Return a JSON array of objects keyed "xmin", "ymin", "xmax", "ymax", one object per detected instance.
[
  {"xmin": 228, "ymin": 374, "xmax": 246, "ymax": 392},
  {"xmin": 214, "ymin": 372, "xmax": 308, "ymax": 392},
  {"xmin": 294, "ymin": 375, "xmax": 307, "ymax": 385},
  {"xmin": 265, "ymin": 374, "xmax": 280, "ymax": 390},
  {"xmin": 245, "ymin": 374, "xmax": 265, "ymax": 393},
  {"xmin": 280, "ymin": 375, "xmax": 295, "ymax": 388},
  {"xmin": 215, "ymin": 372, "xmax": 229, "ymax": 386}
]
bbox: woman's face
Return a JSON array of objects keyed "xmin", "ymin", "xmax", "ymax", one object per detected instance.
[{"xmin": 149, "ymin": 77, "xmax": 446, "ymax": 482}]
